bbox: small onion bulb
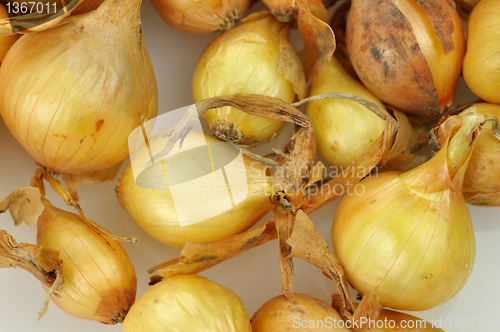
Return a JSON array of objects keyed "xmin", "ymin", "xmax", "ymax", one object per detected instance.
[
  {"xmin": 117, "ymin": 130, "xmax": 273, "ymax": 248},
  {"xmin": 251, "ymin": 293, "xmax": 351, "ymax": 331},
  {"xmin": 346, "ymin": 0, "xmax": 465, "ymax": 117},
  {"xmin": 121, "ymin": 275, "xmax": 252, "ymax": 332},
  {"xmin": 306, "ymin": 56, "xmax": 386, "ymax": 169},
  {"xmin": 192, "ymin": 11, "xmax": 306, "ymax": 145},
  {"xmin": 37, "ymin": 199, "xmax": 137, "ymax": 324},
  {"xmin": 463, "ymin": 0, "xmax": 500, "ymax": 104},
  {"xmin": 151, "ymin": 0, "xmax": 252, "ymax": 34}
]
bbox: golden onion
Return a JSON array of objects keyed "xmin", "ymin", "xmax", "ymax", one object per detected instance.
[
  {"xmin": 192, "ymin": 11, "xmax": 306, "ymax": 145},
  {"xmin": 117, "ymin": 130, "xmax": 273, "ymax": 248},
  {"xmin": 306, "ymin": 56, "xmax": 386, "ymax": 169},
  {"xmin": 0, "ymin": 0, "xmax": 158, "ymax": 174},
  {"xmin": 346, "ymin": 0, "xmax": 465, "ymax": 117},
  {"xmin": 331, "ymin": 113, "xmax": 482, "ymax": 310},
  {"xmin": 463, "ymin": 0, "xmax": 500, "ymax": 104},
  {"xmin": 151, "ymin": 0, "xmax": 252, "ymax": 34},
  {"xmin": 37, "ymin": 199, "xmax": 137, "ymax": 324},
  {"xmin": 251, "ymin": 293, "xmax": 351, "ymax": 331},
  {"xmin": 121, "ymin": 275, "xmax": 252, "ymax": 332}
]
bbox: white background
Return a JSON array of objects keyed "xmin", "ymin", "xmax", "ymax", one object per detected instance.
[{"xmin": 1, "ymin": 1, "xmax": 499, "ymax": 331}]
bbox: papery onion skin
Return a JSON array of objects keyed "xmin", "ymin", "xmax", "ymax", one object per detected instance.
[
  {"xmin": 121, "ymin": 275, "xmax": 252, "ymax": 332},
  {"xmin": 117, "ymin": 131, "xmax": 273, "ymax": 248},
  {"xmin": 37, "ymin": 200, "xmax": 137, "ymax": 324},
  {"xmin": 307, "ymin": 56, "xmax": 386, "ymax": 169},
  {"xmin": 192, "ymin": 11, "xmax": 305, "ymax": 144},
  {"xmin": 151, "ymin": 0, "xmax": 252, "ymax": 34},
  {"xmin": 439, "ymin": 104, "xmax": 500, "ymax": 206},
  {"xmin": 0, "ymin": 4, "xmax": 20, "ymax": 62},
  {"xmin": 463, "ymin": 0, "xmax": 500, "ymax": 104},
  {"xmin": 332, "ymin": 117, "xmax": 477, "ymax": 310},
  {"xmin": 346, "ymin": 0, "xmax": 464, "ymax": 118},
  {"xmin": 251, "ymin": 293, "xmax": 351, "ymax": 331},
  {"xmin": 262, "ymin": 0, "xmax": 329, "ymax": 23},
  {"xmin": 0, "ymin": 0, "xmax": 158, "ymax": 174}
]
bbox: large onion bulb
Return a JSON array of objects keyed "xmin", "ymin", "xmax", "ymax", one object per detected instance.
[
  {"xmin": 37, "ymin": 199, "xmax": 137, "ymax": 324},
  {"xmin": 151, "ymin": 0, "xmax": 252, "ymax": 34},
  {"xmin": 306, "ymin": 56, "xmax": 386, "ymax": 169},
  {"xmin": 332, "ymin": 113, "xmax": 482, "ymax": 310},
  {"xmin": 121, "ymin": 275, "xmax": 252, "ymax": 332},
  {"xmin": 346, "ymin": 0, "xmax": 465, "ymax": 118},
  {"xmin": 117, "ymin": 130, "xmax": 273, "ymax": 248},
  {"xmin": 0, "ymin": 0, "xmax": 158, "ymax": 174},
  {"xmin": 192, "ymin": 11, "xmax": 306, "ymax": 145},
  {"xmin": 463, "ymin": 0, "xmax": 500, "ymax": 104}
]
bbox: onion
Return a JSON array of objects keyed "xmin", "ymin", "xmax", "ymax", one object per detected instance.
[
  {"xmin": 31, "ymin": 172, "xmax": 137, "ymax": 324},
  {"xmin": 331, "ymin": 113, "xmax": 483, "ymax": 310},
  {"xmin": 350, "ymin": 307, "xmax": 444, "ymax": 331},
  {"xmin": 121, "ymin": 275, "xmax": 252, "ymax": 332},
  {"xmin": 306, "ymin": 56, "xmax": 386, "ymax": 169},
  {"xmin": 346, "ymin": 0, "xmax": 464, "ymax": 118},
  {"xmin": 433, "ymin": 104, "xmax": 500, "ymax": 206},
  {"xmin": 463, "ymin": 0, "xmax": 500, "ymax": 104},
  {"xmin": 151, "ymin": 0, "xmax": 252, "ymax": 34},
  {"xmin": 251, "ymin": 293, "xmax": 351, "ymax": 331},
  {"xmin": 117, "ymin": 130, "xmax": 273, "ymax": 248},
  {"xmin": 192, "ymin": 11, "xmax": 306, "ymax": 145},
  {"xmin": 0, "ymin": 0, "xmax": 158, "ymax": 174}
]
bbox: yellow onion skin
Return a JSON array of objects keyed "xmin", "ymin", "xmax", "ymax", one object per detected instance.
[
  {"xmin": 192, "ymin": 11, "xmax": 305, "ymax": 144},
  {"xmin": 332, "ymin": 118, "xmax": 477, "ymax": 310},
  {"xmin": 262, "ymin": 0, "xmax": 329, "ymax": 23},
  {"xmin": 306, "ymin": 56, "xmax": 386, "ymax": 169},
  {"xmin": 346, "ymin": 0, "xmax": 464, "ymax": 118},
  {"xmin": 151, "ymin": 0, "xmax": 252, "ymax": 34},
  {"xmin": 251, "ymin": 293, "xmax": 351, "ymax": 331},
  {"xmin": 463, "ymin": 0, "xmax": 500, "ymax": 104},
  {"xmin": 0, "ymin": 4, "xmax": 20, "ymax": 62},
  {"xmin": 0, "ymin": 0, "xmax": 158, "ymax": 174},
  {"xmin": 447, "ymin": 104, "xmax": 500, "ymax": 206},
  {"xmin": 117, "ymin": 131, "xmax": 273, "ymax": 248},
  {"xmin": 37, "ymin": 200, "xmax": 137, "ymax": 324},
  {"xmin": 121, "ymin": 275, "xmax": 252, "ymax": 332}
]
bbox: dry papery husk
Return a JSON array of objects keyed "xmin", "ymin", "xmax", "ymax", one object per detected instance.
[
  {"xmin": 71, "ymin": 0, "xmax": 106, "ymax": 15},
  {"xmin": 0, "ymin": 0, "xmax": 83, "ymax": 36},
  {"xmin": 0, "ymin": 0, "xmax": 158, "ymax": 175},
  {"xmin": 151, "ymin": 0, "xmax": 252, "ymax": 34},
  {"xmin": 332, "ymin": 294, "xmax": 445, "ymax": 331},
  {"xmin": 263, "ymin": 0, "xmax": 329, "ymax": 23},
  {"xmin": 0, "ymin": 186, "xmax": 64, "ymax": 320},
  {"xmin": 432, "ymin": 103, "xmax": 500, "ymax": 206},
  {"xmin": 146, "ymin": 92, "xmax": 408, "ymax": 319},
  {"xmin": 30, "ymin": 170, "xmax": 137, "ymax": 324}
]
